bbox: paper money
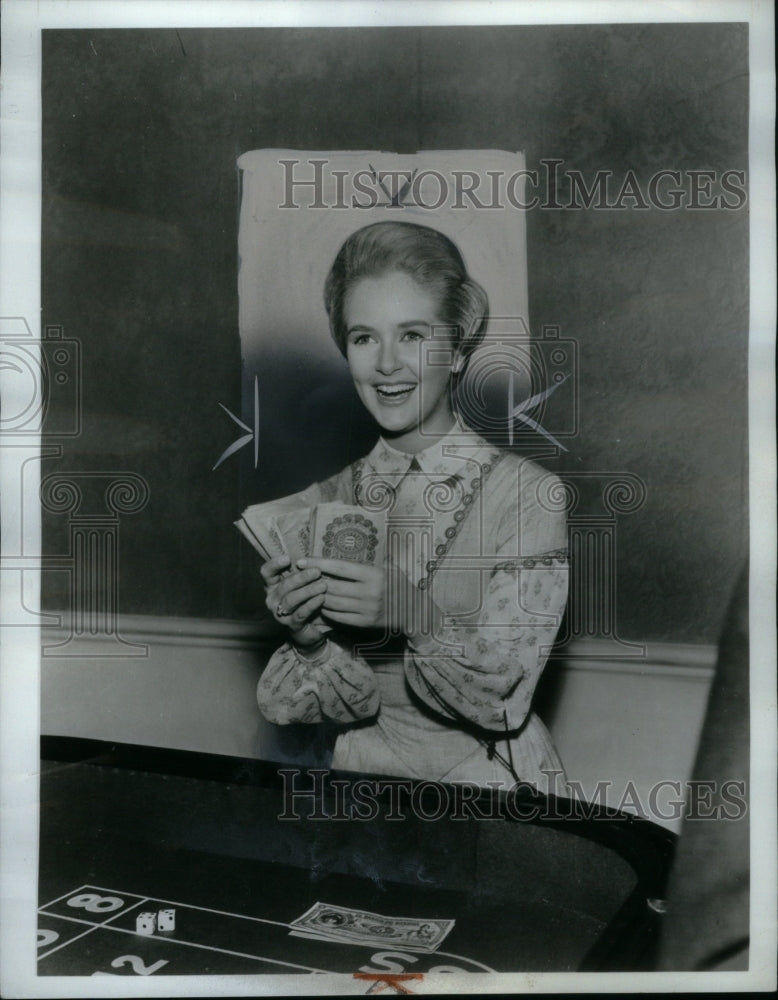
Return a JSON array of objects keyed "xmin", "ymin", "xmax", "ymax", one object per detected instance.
[
  {"xmin": 236, "ymin": 489, "xmax": 327, "ymax": 632},
  {"xmin": 237, "ymin": 497, "xmax": 391, "ymax": 638},
  {"xmin": 236, "ymin": 487, "xmax": 317, "ymax": 561},
  {"xmin": 273, "ymin": 507, "xmax": 312, "ymax": 565},
  {"xmin": 309, "ymin": 503, "xmax": 387, "ymax": 566},
  {"xmin": 235, "ymin": 513, "xmax": 287, "ymax": 562},
  {"xmin": 289, "ymin": 901, "xmax": 454, "ymax": 953}
]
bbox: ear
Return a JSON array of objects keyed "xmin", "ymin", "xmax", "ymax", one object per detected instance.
[{"xmin": 451, "ymin": 350, "xmax": 466, "ymax": 374}]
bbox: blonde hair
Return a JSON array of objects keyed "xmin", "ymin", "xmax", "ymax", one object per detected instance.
[{"xmin": 324, "ymin": 221, "xmax": 489, "ymax": 370}]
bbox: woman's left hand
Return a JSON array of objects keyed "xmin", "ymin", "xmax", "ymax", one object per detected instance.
[{"xmin": 301, "ymin": 557, "xmax": 396, "ymax": 630}]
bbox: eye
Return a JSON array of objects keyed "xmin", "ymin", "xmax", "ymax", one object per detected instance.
[
  {"xmin": 402, "ymin": 329, "xmax": 426, "ymax": 342},
  {"xmin": 349, "ymin": 332, "xmax": 373, "ymax": 346}
]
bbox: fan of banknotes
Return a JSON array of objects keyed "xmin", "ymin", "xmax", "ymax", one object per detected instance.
[
  {"xmin": 235, "ymin": 490, "xmax": 388, "ymax": 569},
  {"xmin": 289, "ymin": 901, "xmax": 455, "ymax": 953},
  {"xmin": 236, "ymin": 492, "xmax": 389, "ymax": 633}
]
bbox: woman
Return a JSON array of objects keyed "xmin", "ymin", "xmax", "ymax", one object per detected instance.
[{"xmin": 257, "ymin": 221, "xmax": 568, "ymax": 792}]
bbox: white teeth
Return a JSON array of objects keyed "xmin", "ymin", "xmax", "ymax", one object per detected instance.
[{"xmin": 376, "ymin": 383, "xmax": 415, "ymax": 396}]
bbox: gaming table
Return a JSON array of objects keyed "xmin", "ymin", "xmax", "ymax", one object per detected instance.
[{"xmin": 38, "ymin": 737, "xmax": 675, "ymax": 980}]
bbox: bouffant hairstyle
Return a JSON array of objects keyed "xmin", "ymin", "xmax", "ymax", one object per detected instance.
[{"xmin": 324, "ymin": 221, "xmax": 489, "ymax": 369}]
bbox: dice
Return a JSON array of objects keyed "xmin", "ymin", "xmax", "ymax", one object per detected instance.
[
  {"xmin": 157, "ymin": 908, "xmax": 176, "ymax": 932},
  {"xmin": 135, "ymin": 912, "xmax": 156, "ymax": 936}
]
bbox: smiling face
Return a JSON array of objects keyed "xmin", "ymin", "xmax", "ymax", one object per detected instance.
[{"xmin": 344, "ymin": 270, "xmax": 460, "ymax": 454}]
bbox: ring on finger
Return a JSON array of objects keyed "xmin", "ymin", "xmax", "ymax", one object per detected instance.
[{"xmin": 276, "ymin": 602, "xmax": 291, "ymax": 618}]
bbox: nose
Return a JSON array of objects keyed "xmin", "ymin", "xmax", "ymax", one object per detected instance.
[{"xmin": 376, "ymin": 339, "xmax": 401, "ymax": 375}]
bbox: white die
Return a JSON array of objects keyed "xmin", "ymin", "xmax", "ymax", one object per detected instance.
[
  {"xmin": 135, "ymin": 912, "xmax": 156, "ymax": 935},
  {"xmin": 157, "ymin": 908, "xmax": 176, "ymax": 932}
]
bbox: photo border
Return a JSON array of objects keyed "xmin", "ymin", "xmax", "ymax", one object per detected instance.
[{"xmin": 1, "ymin": 1, "xmax": 774, "ymax": 995}]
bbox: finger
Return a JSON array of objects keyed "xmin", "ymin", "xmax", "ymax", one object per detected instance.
[
  {"xmin": 268, "ymin": 576, "xmax": 323, "ymax": 621},
  {"xmin": 276, "ymin": 567, "xmax": 323, "ymax": 602},
  {"xmin": 303, "ymin": 557, "xmax": 369, "ymax": 581},
  {"xmin": 288, "ymin": 592, "xmax": 327, "ymax": 625},
  {"xmin": 282, "ymin": 578, "xmax": 328, "ymax": 614},
  {"xmin": 269, "ymin": 587, "xmax": 324, "ymax": 625},
  {"xmin": 260, "ymin": 554, "xmax": 291, "ymax": 583},
  {"xmin": 277, "ymin": 579, "xmax": 327, "ymax": 616},
  {"xmin": 274, "ymin": 562, "xmax": 321, "ymax": 587},
  {"xmin": 319, "ymin": 577, "xmax": 362, "ymax": 599},
  {"xmin": 322, "ymin": 609, "xmax": 362, "ymax": 626},
  {"xmin": 322, "ymin": 594, "xmax": 362, "ymax": 613}
]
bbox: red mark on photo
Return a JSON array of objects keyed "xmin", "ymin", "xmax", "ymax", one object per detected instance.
[{"xmin": 353, "ymin": 971, "xmax": 424, "ymax": 994}]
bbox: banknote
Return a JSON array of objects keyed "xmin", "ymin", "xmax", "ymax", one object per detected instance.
[
  {"xmin": 289, "ymin": 901, "xmax": 454, "ymax": 953},
  {"xmin": 273, "ymin": 507, "xmax": 312, "ymax": 565},
  {"xmin": 236, "ymin": 487, "xmax": 319, "ymax": 561},
  {"xmin": 234, "ymin": 512, "xmax": 287, "ymax": 562},
  {"xmin": 237, "ymin": 497, "xmax": 390, "ymax": 636},
  {"xmin": 309, "ymin": 503, "xmax": 387, "ymax": 566},
  {"xmin": 236, "ymin": 489, "xmax": 328, "ymax": 631}
]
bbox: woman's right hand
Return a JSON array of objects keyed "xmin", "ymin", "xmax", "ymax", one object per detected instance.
[{"xmin": 261, "ymin": 554, "xmax": 328, "ymax": 649}]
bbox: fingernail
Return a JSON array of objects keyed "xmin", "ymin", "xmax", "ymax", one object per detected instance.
[{"xmin": 297, "ymin": 559, "xmax": 307, "ymax": 568}]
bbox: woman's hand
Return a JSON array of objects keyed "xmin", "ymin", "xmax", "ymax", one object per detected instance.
[
  {"xmin": 302, "ymin": 558, "xmax": 387, "ymax": 630},
  {"xmin": 261, "ymin": 555, "xmax": 328, "ymax": 649},
  {"xmin": 302, "ymin": 557, "xmax": 440, "ymax": 636}
]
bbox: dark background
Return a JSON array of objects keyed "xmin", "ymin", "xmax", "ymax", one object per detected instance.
[{"xmin": 41, "ymin": 24, "xmax": 749, "ymax": 642}]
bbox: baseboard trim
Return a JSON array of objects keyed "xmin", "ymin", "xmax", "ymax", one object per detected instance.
[
  {"xmin": 40, "ymin": 611, "xmax": 717, "ymax": 679},
  {"xmin": 550, "ymin": 639, "xmax": 716, "ymax": 680}
]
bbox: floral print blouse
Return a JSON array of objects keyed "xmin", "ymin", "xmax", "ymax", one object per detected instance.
[{"xmin": 257, "ymin": 423, "xmax": 569, "ymax": 792}]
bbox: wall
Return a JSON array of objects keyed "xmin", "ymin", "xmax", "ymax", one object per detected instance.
[
  {"xmin": 40, "ymin": 615, "xmax": 716, "ymax": 833},
  {"xmin": 38, "ymin": 24, "xmax": 748, "ymax": 804},
  {"xmin": 42, "ymin": 24, "xmax": 749, "ymax": 645}
]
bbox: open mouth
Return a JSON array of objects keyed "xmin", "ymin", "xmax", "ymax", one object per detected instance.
[{"xmin": 374, "ymin": 383, "xmax": 416, "ymax": 402}]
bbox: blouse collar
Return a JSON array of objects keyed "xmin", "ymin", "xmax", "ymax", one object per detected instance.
[{"xmin": 363, "ymin": 420, "xmax": 498, "ymax": 479}]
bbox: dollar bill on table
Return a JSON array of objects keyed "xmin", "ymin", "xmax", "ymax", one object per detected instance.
[
  {"xmin": 309, "ymin": 503, "xmax": 387, "ymax": 566},
  {"xmin": 289, "ymin": 902, "xmax": 454, "ymax": 953}
]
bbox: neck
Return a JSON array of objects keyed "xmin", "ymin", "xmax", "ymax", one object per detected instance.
[{"xmin": 381, "ymin": 412, "xmax": 458, "ymax": 455}]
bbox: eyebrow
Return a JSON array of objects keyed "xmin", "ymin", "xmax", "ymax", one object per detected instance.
[{"xmin": 346, "ymin": 320, "xmax": 432, "ymax": 335}]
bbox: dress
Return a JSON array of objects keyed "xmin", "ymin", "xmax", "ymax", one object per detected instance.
[{"xmin": 257, "ymin": 423, "xmax": 569, "ymax": 793}]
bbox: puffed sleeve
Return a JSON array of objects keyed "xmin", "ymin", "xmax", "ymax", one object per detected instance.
[
  {"xmin": 257, "ymin": 639, "xmax": 380, "ymax": 725},
  {"xmin": 256, "ymin": 465, "xmax": 381, "ymax": 726},
  {"xmin": 403, "ymin": 469, "xmax": 568, "ymax": 732}
]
